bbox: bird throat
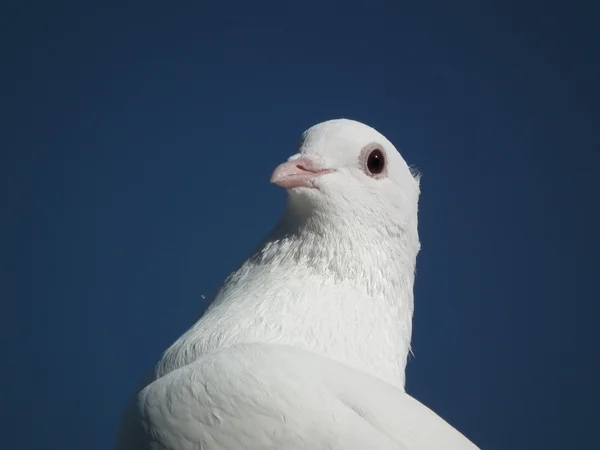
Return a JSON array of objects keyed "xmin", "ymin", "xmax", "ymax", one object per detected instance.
[{"xmin": 157, "ymin": 210, "xmax": 420, "ymax": 390}]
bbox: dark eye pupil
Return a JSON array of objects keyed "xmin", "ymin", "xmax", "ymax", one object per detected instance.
[{"xmin": 367, "ymin": 149, "xmax": 385, "ymax": 174}]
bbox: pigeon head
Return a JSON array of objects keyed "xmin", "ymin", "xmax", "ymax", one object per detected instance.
[
  {"xmin": 156, "ymin": 119, "xmax": 422, "ymax": 389},
  {"xmin": 270, "ymin": 119, "xmax": 420, "ymax": 230}
]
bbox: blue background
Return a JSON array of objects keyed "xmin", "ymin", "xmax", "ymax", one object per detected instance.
[{"xmin": 2, "ymin": 2, "xmax": 598, "ymax": 449}]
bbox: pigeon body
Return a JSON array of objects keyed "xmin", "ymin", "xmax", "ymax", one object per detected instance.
[{"xmin": 116, "ymin": 119, "xmax": 479, "ymax": 449}]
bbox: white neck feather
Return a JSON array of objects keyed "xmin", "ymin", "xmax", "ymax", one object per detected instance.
[{"xmin": 156, "ymin": 201, "xmax": 420, "ymax": 390}]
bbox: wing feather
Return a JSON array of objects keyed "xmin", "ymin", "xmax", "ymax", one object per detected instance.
[{"xmin": 117, "ymin": 343, "xmax": 477, "ymax": 450}]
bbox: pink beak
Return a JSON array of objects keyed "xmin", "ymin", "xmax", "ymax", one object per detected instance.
[{"xmin": 270, "ymin": 157, "xmax": 333, "ymax": 189}]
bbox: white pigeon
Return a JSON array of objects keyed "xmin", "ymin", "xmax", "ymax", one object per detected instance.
[{"xmin": 116, "ymin": 119, "xmax": 479, "ymax": 450}]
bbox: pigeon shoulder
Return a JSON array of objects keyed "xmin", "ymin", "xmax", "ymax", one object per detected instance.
[{"xmin": 117, "ymin": 344, "xmax": 479, "ymax": 450}]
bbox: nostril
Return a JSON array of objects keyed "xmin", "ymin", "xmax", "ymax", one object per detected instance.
[{"xmin": 296, "ymin": 162, "xmax": 318, "ymax": 173}]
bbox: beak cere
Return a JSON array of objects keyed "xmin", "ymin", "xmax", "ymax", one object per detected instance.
[{"xmin": 270, "ymin": 157, "xmax": 333, "ymax": 189}]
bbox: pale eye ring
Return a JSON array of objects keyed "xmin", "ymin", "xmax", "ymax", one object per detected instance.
[{"xmin": 360, "ymin": 143, "xmax": 387, "ymax": 178}]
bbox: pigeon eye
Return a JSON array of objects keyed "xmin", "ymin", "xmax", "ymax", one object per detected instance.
[{"xmin": 366, "ymin": 149, "xmax": 385, "ymax": 175}]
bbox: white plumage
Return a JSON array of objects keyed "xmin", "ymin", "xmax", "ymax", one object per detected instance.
[{"xmin": 116, "ymin": 119, "xmax": 479, "ymax": 449}]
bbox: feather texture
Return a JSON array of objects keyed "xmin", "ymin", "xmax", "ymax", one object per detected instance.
[{"xmin": 116, "ymin": 119, "xmax": 478, "ymax": 449}]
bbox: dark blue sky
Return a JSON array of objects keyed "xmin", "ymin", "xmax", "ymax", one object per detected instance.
[{"xmin": 2, "ymin": 2, "xmax": 598, "ymax": 449}]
